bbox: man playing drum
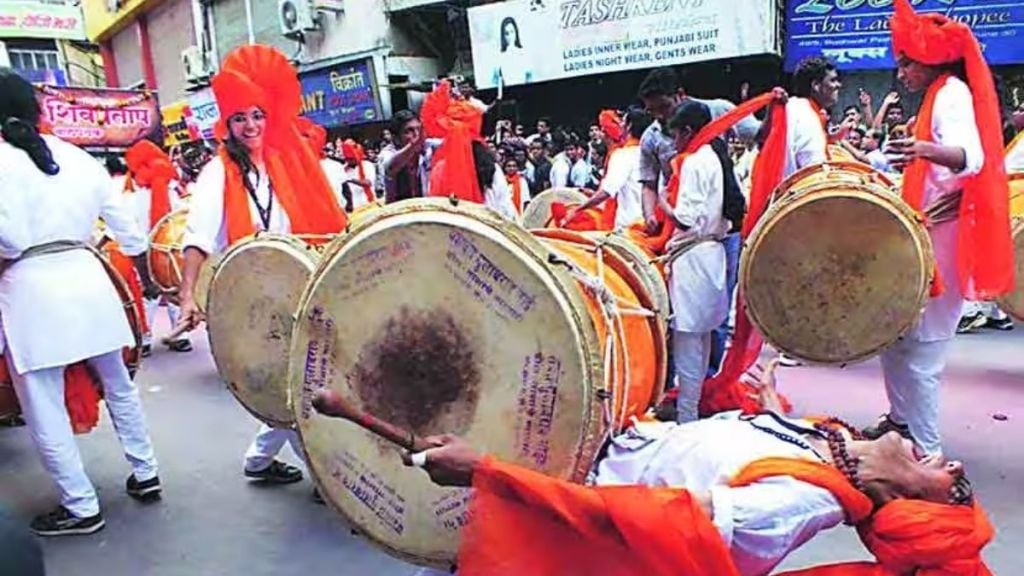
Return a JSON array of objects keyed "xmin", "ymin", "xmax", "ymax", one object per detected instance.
[
  {"xmin": 0, "ymin": 70, "xmax": 161, "ymax": 536},
  {"xmin": 783, "ymin": 57, "xmax": 840, "ymax": 179},
  {"xmin": 314, "ymin": 365, "xmax": 991, "ymax": 576},
  {"xmin": 177, "ymin": 45, "xmax": 347, "ymax": 487},
  {"xmin": 864, "ymin": 0, "xmax": 1014, "ymax": 456}
]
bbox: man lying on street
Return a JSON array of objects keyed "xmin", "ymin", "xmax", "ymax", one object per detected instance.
[{"xmin": 314, "ymin": 367, "xmax": 992, "ymax": 576}]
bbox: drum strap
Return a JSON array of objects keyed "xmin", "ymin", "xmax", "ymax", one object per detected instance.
[
  {"xmin": 658, "ymin": 234, "xmax": 725, "ymax": 270},
  {"xmin": 924, "ymin": 191, "xmax": 962, "ymax": 227},
  {"xmin": 16, "ymin": 240, "xmax": 91, "ymax": 261}
]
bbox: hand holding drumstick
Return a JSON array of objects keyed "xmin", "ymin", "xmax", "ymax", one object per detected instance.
[{"xmin": 312, "ymin": 389, "xmax": 482, "ymax": 487}]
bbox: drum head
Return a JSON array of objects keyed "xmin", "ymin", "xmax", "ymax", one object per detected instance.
[
  {"xmin": 998, "ymin": 219, "xmax": 1024, "ymax": 321},
  {"xmin": 520, "ymin": 188, "xmax": 589, "ymax": 229},
  {"xmin": 743, "ymin": 183, "xmax": 932, "ymax": 364},
  {"xmin": 207, "ymin": 236, "xmax": 317, "ymax": 427},
  {"xmin": 290, "ymin": 199, "xmax": 604, "ymax": 567}
]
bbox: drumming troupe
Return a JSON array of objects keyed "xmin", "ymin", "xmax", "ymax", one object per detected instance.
[{"xmin": 2, "ymin": 0, "xmax": 1022, "ymax": 573}]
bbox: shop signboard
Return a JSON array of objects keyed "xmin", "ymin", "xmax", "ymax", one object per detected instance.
[
  {"xmin": 299, "ymin": 57, "xmax": 383, "ymax": 128},
  {"xmin": 35, "ymin": 85, "xmax": 160, "ymax": 149}
]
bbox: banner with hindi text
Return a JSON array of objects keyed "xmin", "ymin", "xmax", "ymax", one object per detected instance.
[
  {"xmin": 34, "ymin": 86, "xmax": 161, "ymax": 150},
  {"xmin": 299, "ymin": 57, "xmax": 383, "ymax": 128},
  {"xmin": 467, "ymin": 0, "xmax": 778, "ymax": 89}
]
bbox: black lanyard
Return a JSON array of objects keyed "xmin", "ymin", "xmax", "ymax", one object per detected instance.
[
  {"xmin": 740, "ymin": 413, "xmax": 829, "ymax": 463},
  {"xmin": 246, "ymin": 171, "xmax": 273, "ymax": 230}
]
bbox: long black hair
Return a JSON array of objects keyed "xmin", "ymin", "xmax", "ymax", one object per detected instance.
[
  {"xmin": 667, "ymin": 100, "xmax": 745, "ymax": 231},
  {"xmin": 0, "ymin": 68, "xmax": 59, "ymax": 175},
  {"xmin": 471, "ymin": 140, "xmax": 497, "ymax": 193},
  {"xmin": 223, "ymin": 131, "xmax": 259, "ymax": 197},
  {"xmin": 500, "ymin": 17, "xmax": 522, "ymax": 52}
]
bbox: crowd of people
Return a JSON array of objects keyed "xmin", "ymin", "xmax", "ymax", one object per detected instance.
[{"xmin": 0, "ymin": 0, "xmax": 1019, "ymax": 574}]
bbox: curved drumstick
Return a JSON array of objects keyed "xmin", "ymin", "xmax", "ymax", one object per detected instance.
[
  {"xmin": 312, "ymin": 389, "xmax": 433, "ymax": 453},
  {"xmin": 160, "ymin": 322, "xmax": 192, "ymax": 346}
]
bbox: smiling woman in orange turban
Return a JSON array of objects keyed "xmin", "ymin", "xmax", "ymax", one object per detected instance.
[{"xmin": 861, "ymin": 0, "xmax": 1014, "ymax": 458}]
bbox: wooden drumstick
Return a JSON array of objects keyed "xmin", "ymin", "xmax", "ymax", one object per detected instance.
[
  {"xmin": 160, "ymin": 322, "xmax": 192, "ymax": 346},
  {"xmin": 312, "ymin": 389, "xmax": 433, "ymax": 453}
]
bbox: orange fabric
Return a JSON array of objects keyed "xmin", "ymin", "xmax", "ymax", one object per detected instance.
[
  {"xmin": 341, "ymin": 139, "xmax": 375, "ymax": 206},
  {"xmin": 535, "ymin": 230, "xmax": 660, "ymax": 424},
  {"xmin": 731, "ymin": 457, "xmax": 874, "ymax": 524},
  {"xmin": 507, "ymin": 174, "xmax": 524, "ymax": 215},
  {"xmin": 295, "ymin": 117, "xmax": 327, "ymax": 158},
  {"xmin": 63, "ymin": 364, "xmax": 102, "ymax": 434},
  {"xmin": 599, "ymin": 109, "xmax": 625, "ymax": 143},
  {"xmin": 891, "ymin": 0, "xmax": 1014, "ymax": 300},
  {"xmin": 124, "ymin": 140, "xmax": 176, "ymax": 228},
  {"xmin": 211, "ymin": 45, "xmax": 347, "ymax": 245},
  {"xmin": 423, "ymin": 81, "xmax": 486, "ymax": 204},
  {"xmin": 459, "ymin": 455, "xmax": 737, "ymax": 576}
]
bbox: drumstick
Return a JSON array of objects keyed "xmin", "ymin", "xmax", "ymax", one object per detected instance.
[
  {"xmin": 160, "ymin": 322, "xmax": 192, "ymax": 346},
  {"xmin": 312, "ymin": 389, "xmax": 433, "ymax": 453}
]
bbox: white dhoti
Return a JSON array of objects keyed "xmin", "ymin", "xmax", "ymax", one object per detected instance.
[{"xmin": 243, "ymin": 424, "xmax": 305, "ymax": 472}]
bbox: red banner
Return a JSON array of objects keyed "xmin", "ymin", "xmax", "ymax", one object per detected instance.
[{"xmin": 34, "ymin": 85, "xmax": 161, "ymax": 149}]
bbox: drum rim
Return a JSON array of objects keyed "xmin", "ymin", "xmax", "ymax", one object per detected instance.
[
  {"xmin": 520, "ymin": 187, "xmax": 590, "ymax": 230},
  {"xmin": 996, "ymin": 216, "xmax": 1024, "ymax": 321},
  {"xmin": 588, "ymin": 230, "xmax": 671, "ymax": 321},
  {"xmin": 207, "ymin": 233, "xmax": 319, "ymax": 428},
  {"xmin": 146, "ymin": 208, "xmax": 189, "ymax": 293},
  {"xmin": 741, "ymin": 180, "xmax": 934, "ymax": 364},
  {"xmin": 774, "ymin": 160, "xmax": 896, "ymax": 204},
  {"xmin": 289, "ymin": 198, "xmax": 607, "ymax": 567}
]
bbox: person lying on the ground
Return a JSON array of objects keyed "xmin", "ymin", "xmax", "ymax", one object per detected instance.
[{"xmin": 314, "ymin": 363, "xmax": 992, "ymax": 576}]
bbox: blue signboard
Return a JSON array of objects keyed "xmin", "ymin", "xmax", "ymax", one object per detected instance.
[
  {"xmin": 299, "ymin": 57, "xmax": 382, "ymax": 128},
  {"xmin": 785, "ymin": 0, "xmax": 1024, "ymax": 70}
]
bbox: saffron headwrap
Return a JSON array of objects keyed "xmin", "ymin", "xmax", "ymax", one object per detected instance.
[
  {"xmin": 422, "ymin": 81, "xmax": 486, "ymax": 204},
  {"xmin": 891, "ymin": 0, "xmax": 1013, "ymax": 300},
  {"xmin": 124, "ymin": 140, "xmax": 177, "ymax": 228},
  {"xmin": 210, "ymin": 45, "xmax": 346, "ymax": 245}
]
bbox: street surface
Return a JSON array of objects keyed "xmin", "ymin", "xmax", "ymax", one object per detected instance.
[{"xmin": 1, "ymin": 315, "xmax": 1020, "ymax": 575}]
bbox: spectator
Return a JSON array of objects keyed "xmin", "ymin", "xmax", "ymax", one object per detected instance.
[
  {"xmin": 842, "ymin": 104, "xmax": 862, "ymax": 126},
  {"xmin": 528, "ymin": 138, "xmax": 552, "ymax": 194},
  {"xmin": 588, "ymin": 140, "xmax": 608, "ymax": 187},
  {"xmin": 872, "ymin": 91, "xmax": 905, "ymax": 132},
  {"xmin": 379, "ymin": 110, "xmax": 428, "ymax": 203},
  {"xmin": 863, "ymin": 129, "xmax": 891, "ymax": 172},
  {"xmin": 567, "ymin": 136, "xmax": 591, "ymax": 188},
  {"xmin": 503, "ymin": 157, "xmax": 531, "ymax": 214},
  {"xmin": 525, "ymin": 116, "xmax": 553, "ymax": 146},
  {"xmin": 548, "ymin": 132, "xmax": 572, "ymax": 188}
]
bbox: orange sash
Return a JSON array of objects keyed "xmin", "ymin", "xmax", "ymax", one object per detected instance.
[{"xmin": 507, "ymin": 174, "xmax": 524, "ymax": 215}]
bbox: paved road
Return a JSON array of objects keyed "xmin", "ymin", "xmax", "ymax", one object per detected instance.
[{"xmin": 1, "ymin": 318, "xmax": 1021, "ymax": 575}]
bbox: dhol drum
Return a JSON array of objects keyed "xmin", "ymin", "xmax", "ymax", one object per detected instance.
[
  {"xmin": 996, "ymin": 173, "xmax": 1024, "ymax": 320},
  {"xmin": 584, "ymin": 230, "xmax": 670, "ymax": 323},
  {"xmin": 827, "ymin": 143, "xmax": 855, "ymax": 162},
  {"xmin": 520, "ymin": 188, "xmax": 589, "ymax": 229},
  {"xmin": 206, "ymin": 234, "xmax": 328, "ymax": 428},
  {"xmin": 0, "ymin": 245, "xmax": 144, "ymax": 430},
  {"xmin": 289, "ymin": 199, "xmax": 667, "ymax": 567},
  {"xmin": 742, "ymin": 161, "xmax": 934, "ymax": 364},
  {"xmin": 148, "ymin": 209, "xmax": 188, "ymax": 294}
]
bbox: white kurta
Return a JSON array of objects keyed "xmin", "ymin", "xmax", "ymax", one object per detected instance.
[
  {"xmin": 485, "ymin": 165, "xmax": 519, "ymax": 220},
  {"xmin": 320, "ymin": 158, "xmax": 346, "ymax": 209},
  {"xmin": 912, "ymin": 76, "xmax": 984, "ymax": 343},
  {"xmin": 602, "ymin": 145, "xmax": 644, "ymax": 228},
  {"xmin": 668, "ymin": 145, "xmax": 729, "ymax": 333},
  {"xmin": 339, "ymin": 160, "xmax": 378, "ymax": 210},
  {"xmin": 784, "ymin": 97, "xmax": 828, "ymax": 179},
  {"xmin": 596, "ymin": 412, "xmax": 845, "ymax": 576},
  {"xmin": 183, "ymin": 156, "xmax": 292, "ymax": 255},
  {"xmin": 0, "ymin": 136, "xmax": 148, "ymax": 374},
  {"xmin": 549, "ymin": 154, "xmax": 571, "ymax": 188}
]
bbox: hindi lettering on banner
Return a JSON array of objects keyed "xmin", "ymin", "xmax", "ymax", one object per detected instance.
[
  {"xmin": 187, "ymin": 87, "xmax": 220, "ymax": 141},
  {"xmin": 785, "ymin": 0, "xmax": 1024, "ymax": 70},
  {"xmin": 300, "ymin": 58, "xmax": 383, "ymax": 128},
  {"xmin": 467, "ymin": 0, "xmax": 777, "ymax": 89},
  {"xmin": 0, "ymin": 1, "xmax": 86, "ymax": 40},
  {"xmin": 34, "ymin": 86, "xmax": 161, "ymax": 149}
]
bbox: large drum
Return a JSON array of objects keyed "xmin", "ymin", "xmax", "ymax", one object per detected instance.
[
  {"xmin": 742, "ymin": 161, "xmax": 934, "ymax": 364},
  {"xmin": 148, "ymin": 209, "xmax": 188, "ymax": 293},
  {"xmin": 0, "ymin": 245, "xmax": 144, "ymax": 428},
  {"xmin": 584, "ymin": 230, "xmax": 670, "ymax": 322},
  {"xmin": 996, "ymin": 173, "xmax": 1024, "ymax": 320},
  {"xmin": 206, "ymin": 234, "xmax": 325, "ymax": 427},
  {"xmin": 520, "ymin": 188, "xmax": 589, "ymax": 229},
  {"xmin": 289, "ymin": 199, "xmax": 667, "ymax": 567}
]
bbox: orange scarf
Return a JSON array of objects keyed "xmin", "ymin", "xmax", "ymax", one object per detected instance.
[
  {"xmin": 554, "ymin": 137, "xmax": 641, "ymax": 231},
  {"xmin": 125, "ymin": 140, "xmax": 176, "ymax": 229},
  {"xmin": 507, "ymin": 173, "xmax": 524, "ymax": 215},
  {"xmin": 891, "ymin": 0, "xmax": 1013, "ymax": 301},
  {"xmin": 459, "ymin": 453, "xmax": 993, "ymax": 576},
  {"xmin": 341, "ymin": 140, "xmax": 376, "ymax": 206},
  {"xmin": 422, "ymin": 81, "xmax": 486, "ymax": 204}
]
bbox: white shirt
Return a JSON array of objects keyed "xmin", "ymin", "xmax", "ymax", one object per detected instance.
[
  {"xmin": 484, "ymin": 164, "xmax": 518, "ymax": 220},
  {"xmin": 339, "ymin": 160, "xmax": 378, "ymax": 210},
  {"xmin": 911, "ymin": 76, "xmax": 984, "ymax": 343},
  {"xmin": 320, "ymin": 158, "xmax": 346, "ymax": 208},
  {"xmin": 507, "ymin": 174, "xmax": 531, "ymax": 214},
  {"xmin": 784, "ymin": 97, "xmax": 828, "ymax": 179},
  {"xmin": 549, "ymin": 154, "xmax": 571, "ymax": 188},
  {"xmin": 866, "ymin": 149, "xmax": 891, "ymax": 173},
  {"xmin": 0, "ymin": 135, "xmax": 148, "ymax": 373},
  {"xmin": 596, "ymin": 412, "xmax": 846, "ymax": 576},
  {"xmin": 601, "ymin": 146, "xmax": 644, "ymax": 228},
  {"xmin": 183, "ymin": 156, "xmax": 291, "ymax": 255},
  {"xmin": 1007, "ymin": 134, "xmax": 1024, "ymax": 173},
  {"xmin": 569, "ymin": 158, "xmax": 591, "ymax": 188},
  {"xmin": 668, "ymin": 145, "xmax": 729, "ymax": 333}
]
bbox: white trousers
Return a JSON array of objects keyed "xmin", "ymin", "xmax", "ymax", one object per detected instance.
[
  {"xmin": 243, "ymin": 424, "xmax": 304, "ymax": 472},
  {"xmin": 9, "ymin": 350, "xmax": 158, "ymax": 517},
  {"xmin": 142, "ymin": 297, "xmax": 186, "ymax": 346},
  {"xmin": 673, "ymin": 331, "xmax": 711, "ymax": 424},
  {"xmin": 879, "ymin": 337, "xmax": 950, "ymax": 455}
]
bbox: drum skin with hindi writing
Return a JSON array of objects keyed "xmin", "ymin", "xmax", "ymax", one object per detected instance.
[
  {"xmin": 996, "ymin": 173, "xmax": 1024, "ymax": 320},
  {"xmin": 206, "ymin": 234, "xmax": 325, "ymax": 428},
  {"xmin": 288, "ymin": 199, "xmax": 666, "ymax": 568},
  {"xmin": 519, "ymin": 187, "xmax": 589, "ymax": 229},
  {"xmin": 742, "ymin": 161, "xmax": 933, "ymax": 364}
]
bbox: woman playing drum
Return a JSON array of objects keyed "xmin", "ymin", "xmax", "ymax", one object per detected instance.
[
  {"xmin": 176, "ymin": 45, "xmax": 346, "ymax": 487},
  {"xmin": 0, "ymin": 69, "xmax": 160, "ymax": 536}
]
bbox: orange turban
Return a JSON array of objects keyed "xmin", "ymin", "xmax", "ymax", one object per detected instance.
[
  {"xmin": 209, "ymin": 45, "xmax": 346, "ymax": 245},
  {"xmin": 340, "ymin": 139, "xmax": 363, "ymax": 162},
  {"xmin": 599, "ymin": 109, "xmax": 624, "ymax": 143},
  {"xmin": 890, "ymin": 0, "xmax": 1014, "ymax": 300},
  {"xmin": 125, "ymin": 139, "xmax": 177, "ymax": 228},
  {"xmin": 295, "ymin": 117, "xmax": 327, "ymax": 158}
]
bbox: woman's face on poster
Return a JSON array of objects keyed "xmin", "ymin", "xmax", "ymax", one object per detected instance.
[{"xmin": 503, "ymin": 21, "xmax": 517, "ymax": 49}]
